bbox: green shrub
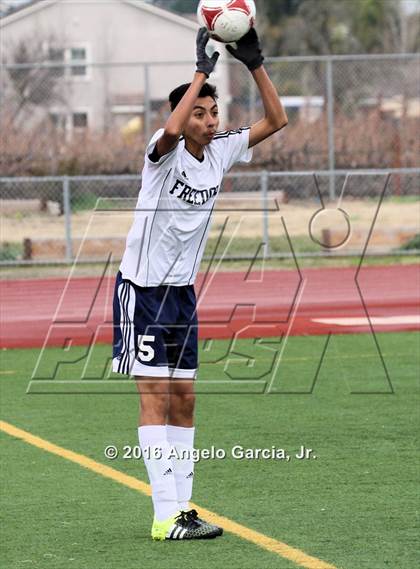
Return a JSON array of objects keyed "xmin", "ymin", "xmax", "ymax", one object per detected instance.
[
  {"xmin": 0, "ymin": 242, "xmax": 22, "ymax": 261},
  {"xmin": 399, "ymin": 234, "xmax": 420, "ymax": 251}
]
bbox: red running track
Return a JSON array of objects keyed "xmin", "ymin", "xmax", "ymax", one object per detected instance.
[{"xmin": 1, "ymin": 265, "xmax": 419, "ymax": 349}]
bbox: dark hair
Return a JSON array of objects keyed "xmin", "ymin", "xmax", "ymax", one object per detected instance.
[{"xmin": 169, "ymin": 82, "xmax": 218, "ymax": 111}]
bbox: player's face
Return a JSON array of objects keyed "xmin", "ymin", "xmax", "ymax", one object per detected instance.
[{"xmin": 184, "ymin": 96, "xmax": 220, "ymax": 146}]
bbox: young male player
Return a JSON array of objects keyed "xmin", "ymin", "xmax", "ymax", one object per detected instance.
[{"xmin": 112, "ymin": 27, "xmax": 288, "ymax": 540}]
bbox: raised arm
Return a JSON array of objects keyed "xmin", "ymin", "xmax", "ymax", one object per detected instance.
[
  {"xmin": 226, "ymin": 29, "xmax": 288, "ymax": 148},
  {"xmin": 156, "ymin": 28, "xmax": 219, "ymax": 158}
]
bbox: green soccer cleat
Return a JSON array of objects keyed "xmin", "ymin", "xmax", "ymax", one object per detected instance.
[{"xmin": 151, "ymin": 510, "xmax": 222, "ymax": 540}]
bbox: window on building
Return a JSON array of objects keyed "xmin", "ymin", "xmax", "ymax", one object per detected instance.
[
  {"xmin": 72, "ymin": 112, "xmax": 88, "ymax": 128},
  {"xmin": 47, "ymin": 45, "xmax": 89, "ymax": 78},
  {"xmin": 49, "ymin": 112, "xmax": 67, "ymax": 129},
  {"xmin": 70, "ymin": 47, "xmax": 87, "ymax": 77},
  {"xmin": 48, "ymin": 47, "xmax": 65, "ymax": 77}
]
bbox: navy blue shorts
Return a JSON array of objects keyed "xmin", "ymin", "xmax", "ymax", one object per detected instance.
[{"xmin": 112, "ymin": 272, "xmax": 198, "ymax": 378}]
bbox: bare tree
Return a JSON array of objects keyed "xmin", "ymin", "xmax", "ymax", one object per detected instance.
[{"xmin": 5, "ymin": 34, "xmax": 68, "ymax": 123}]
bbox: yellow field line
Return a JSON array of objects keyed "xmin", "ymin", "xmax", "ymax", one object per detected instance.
[{"xmin": 0, "ymin": 419, "xmax": 338, "ymax": 569}]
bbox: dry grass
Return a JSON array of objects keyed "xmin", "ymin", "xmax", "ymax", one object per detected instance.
[{"xmin": 2, "ymin": 197, "xmax": 418, "ymax": 243}]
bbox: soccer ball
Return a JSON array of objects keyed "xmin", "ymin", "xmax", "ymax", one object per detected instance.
[{"xmin": 197, "ymin": 0, "xmax": 256, "ymax": 43}]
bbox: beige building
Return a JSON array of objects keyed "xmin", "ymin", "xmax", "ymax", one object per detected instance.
[{"xmin": 0, "ymin": 0, "xmax": 231, "ymax": 135}]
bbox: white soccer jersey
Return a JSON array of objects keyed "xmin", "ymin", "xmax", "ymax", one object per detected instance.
[{"xmin": 119, "ymin": 127, "xmax": 252, "ymax": 287}]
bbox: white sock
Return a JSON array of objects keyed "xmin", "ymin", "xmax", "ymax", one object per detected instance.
[
  {"xmin": 138, "ymin": 425, "xmax": 179, "ymax": 522},
  {"xmin": 166, "ymin": 425, "xmax": 195, "ymax": 511}
]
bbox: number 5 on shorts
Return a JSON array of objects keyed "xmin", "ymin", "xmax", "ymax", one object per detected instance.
[{"xmin": 137, "ymin": 335, "xmax": 155, "ymax": 362}]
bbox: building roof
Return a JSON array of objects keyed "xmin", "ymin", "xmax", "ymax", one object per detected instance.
[{"xmin": 0, "ymin": 0, "xmax": 198, "ymax": 30}]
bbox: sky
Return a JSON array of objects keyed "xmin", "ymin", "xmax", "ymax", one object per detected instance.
[{"xmin": 403, "ymin": 0, "xmax": 420, "ymax": 14}]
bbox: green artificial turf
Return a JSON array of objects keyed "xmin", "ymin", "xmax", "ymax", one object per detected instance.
[{"xmin": 1, "ymin": 332, "xmax": 419, "ymax": 569}]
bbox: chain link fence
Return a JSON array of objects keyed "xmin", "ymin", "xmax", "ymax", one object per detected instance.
[
  {"xmin": 1, "ymin": 54, "xmax": 419, "ymax": 263},
  {"xmin": 1, "ymin": 169, "xmax": 419, "ymax": 264}
]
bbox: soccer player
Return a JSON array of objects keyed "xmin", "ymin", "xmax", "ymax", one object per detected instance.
[{"xmin": 112, "ymin": 27, "xmax": 288, "ymax": 540}]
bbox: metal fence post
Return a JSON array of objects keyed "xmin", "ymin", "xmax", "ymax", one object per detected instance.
[
  {"xmin": 326, "ymin": 58, "xmax": 336, "ymax": 200},
  {"xmin": 144, "ymin": 63, "xmax": 151, "ymax": 144},
  {"xmin": 63, "ymin": 176, "xmax": 73, "ymax": 262},
  {"xmin": 261, "ymin": 170, "xmax": 270, "ymax": 257},
  {"xmin": 249, "ymin": 72, "xmax": 257, "ymax": 124}
]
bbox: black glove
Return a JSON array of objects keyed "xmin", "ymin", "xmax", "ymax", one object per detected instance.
[
  {"xmin": 226, "ymin": 28, "xmax": 264, "ymax": 71},
  {"xmin": 196, "ymin": 27, "xmax": 220, "ymax": 77}
]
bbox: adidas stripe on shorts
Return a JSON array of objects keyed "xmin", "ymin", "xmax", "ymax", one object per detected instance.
[{"xmin": 112, "ymin": 271, "xmax": 198, "ymax": 379}]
